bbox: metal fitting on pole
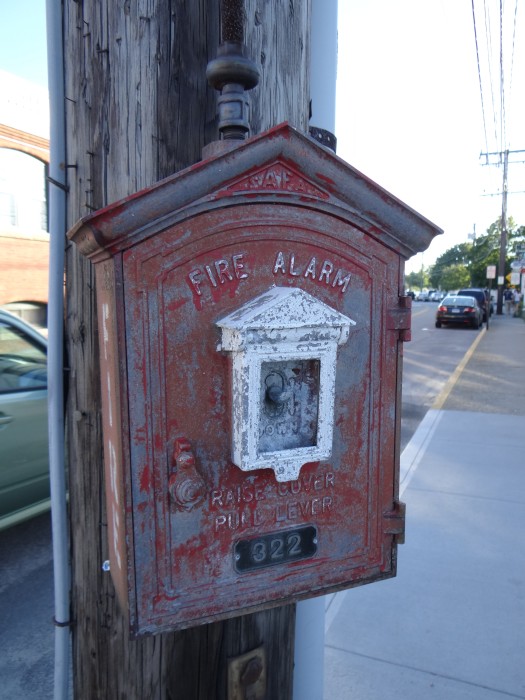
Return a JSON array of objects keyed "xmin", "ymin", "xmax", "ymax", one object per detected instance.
[
  {"xmin": 206, "ymin": 41, "xmax": 259, "ymax": 141},
  {"xmin": 205, "ymin": 0, "xmax": 259, "ymax": 153}
]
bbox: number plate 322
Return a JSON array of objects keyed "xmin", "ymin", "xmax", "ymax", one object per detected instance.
[{"xmin": 234, "ymin": 526, "xmax": 318, "ymax": 573}]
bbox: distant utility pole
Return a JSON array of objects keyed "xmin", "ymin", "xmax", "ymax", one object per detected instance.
[
  {"xmin": 480, "ymin": 148, "xmax": 525, "ymax": 314},
  {"xmin": 498, "ymin": 151, "xmax": 509, "ymax": 315}
]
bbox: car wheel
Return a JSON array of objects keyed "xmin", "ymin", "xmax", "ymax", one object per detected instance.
[
  {"xmin": 472, "ymin": 318, "xmax": 479, "ymax": 330},
  {"xmin": 435, "ymin": 321, "xmax": 441, "ymax": 328}
]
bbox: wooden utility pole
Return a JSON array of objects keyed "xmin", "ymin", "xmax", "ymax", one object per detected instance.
[
  {"xmin": 480, "ymin": 148, "xmax": 525, "ymax": 314},
  {"xmin": 497, "ymin": 150, "xmax": 509, "ymax": 315},
  {"xmin": 63, "ymin": 2, "xmax": 310, "ymax": 697}
]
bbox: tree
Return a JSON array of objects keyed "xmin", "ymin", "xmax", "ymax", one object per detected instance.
[
  {"xmin": 468, "ymin": 233, "xmax": 499, "ymax": 286},
  {"xmin": 469, "ymin": 217, "xmax": 520, "ymax": 285},
  {"xmin": 508, "ymin": 223, "xmax": 525, "ymax": 259},
  {"xmin": 429, "ymin": 243, "xmax": 471, "ymax": 288},
  {"xmin": 63, "ymin": 3, "xmax": 310, "ymax": 697},
  {"xmin": 439, "ymin": 264, "xmax": 470, "ymax": 291},
  {"xmin": 406, "ymin": 269, "xmax": 429, "ymax": 291},
  {"xmin": 430, "ymin": 217, "xmax": 524, "ymax": 289}
]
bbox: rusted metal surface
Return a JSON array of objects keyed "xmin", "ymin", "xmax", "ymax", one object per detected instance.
[
  {"xmin": 68, "ymin": 123, "xmax": 442, "ymax": 635},
  {"xmin": 228, "ymin": 646, "xmax": 267, "ymax": 700}
]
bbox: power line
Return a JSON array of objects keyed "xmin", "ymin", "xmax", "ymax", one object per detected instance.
[
  {"xmin": 481, "ymin": 191, "xmax": 525, "ymax": 197},
  {"xmin": 480, "ymin": 148, "xmax": 525, "ymax": 196},
  {"xmin": 509, "ymin": 0, "xmax": 519, "ymax": 100},
  {"xmin": 508, "ymin": 0, "xmax": 520, "ymax": 148},
  {"xmin": 474, "ymin": 0, "xmax": 523, "ymax": 154},
  {"xmin": 499, "ymin": 0, "xmax": 506, "ymax": 151},
  {"xmin": 483, "ymin": 0, "xmax": 499, "ymax": 147},
  {"xmin": 472, "ymin": 0, "xmax": 489, "ymax": 154},
  {"xmin": 480, "ymin": 148, "xmax": 525, "ymax": 165}
]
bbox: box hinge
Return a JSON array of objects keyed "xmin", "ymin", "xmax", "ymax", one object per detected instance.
[
  {"xmin": 387, "ymin": 295, "xmax": 412, "ymax": 341},
  {"xmin": 384, "ymin": 499, "xmax": 406, "ymax": 545}
]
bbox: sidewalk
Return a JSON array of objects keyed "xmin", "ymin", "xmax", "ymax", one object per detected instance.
[{"xmin": 323, "ymin": 313, "xmax": 525, "ymax": 699}]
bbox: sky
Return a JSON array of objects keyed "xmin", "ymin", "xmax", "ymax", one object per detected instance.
[
  {"xmin": 336, "ymin": 0, "xmax": 525, "ymax": 273},
  {"xmin": 1, "ymin": 1, "xmax": 524, "ymax": 273},
  {"xmin": 0, "ymin": 4, "xmax": 47, "ymax": 87}
]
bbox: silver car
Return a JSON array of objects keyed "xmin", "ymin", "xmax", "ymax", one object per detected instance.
[{"xmin": 0, "ymin": 310, "xmax": 49, "ymax": 530}]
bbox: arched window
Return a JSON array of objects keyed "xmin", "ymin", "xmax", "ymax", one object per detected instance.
[{"xmin": 0, "ymin": 148, "xmax": 48, "ymax": 233}]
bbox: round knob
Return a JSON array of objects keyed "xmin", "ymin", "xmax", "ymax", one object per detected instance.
[
  {"xmin": 169, "ymin": 438, "xmax": 206, "ymax": 511},
  {"xmin": 266, "ymin": 384, "xmax": 292, "ymax": 405},
  {"xmin": 169, "ymin": 474, "xmax": 205, "ymax": 511}
]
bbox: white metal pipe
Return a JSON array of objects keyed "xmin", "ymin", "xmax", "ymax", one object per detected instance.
[
  {"xmin": 308, "ymin": 0, "xmax": 338, "ymax": 135},
  {"xmin": 45, "ymin": 1, "xmax": 70, "ymax": 697},
  {"xmin": 293, "ymin": 2, "xmax": 338, "ymax": 699},
  {"xmin": 293, "ymin": 595, "xmax": 327, "ymax": 700}
]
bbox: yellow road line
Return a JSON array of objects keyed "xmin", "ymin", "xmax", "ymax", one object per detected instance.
[
  {"xmin": 411, "ymin": 308, "xmax": 427, "ymax": 318},
  {"xmin": 432, "ymin": 326, "xmax": 486, "ymax": 410}
]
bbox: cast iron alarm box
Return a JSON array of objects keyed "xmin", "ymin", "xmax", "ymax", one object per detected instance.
[{"xmin": 68, "ymin": 123, "xmax": 441, "ymax": 636}]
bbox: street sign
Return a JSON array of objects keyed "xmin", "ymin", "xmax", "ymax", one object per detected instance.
[{"xmin": 486, "ymin": 265, "xmax": 496, "ymax": 279}]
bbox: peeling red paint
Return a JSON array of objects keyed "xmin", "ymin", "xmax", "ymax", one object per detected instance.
[
  {"xmin": 167, "ymin": 298, "xmax": 188, "ymax": 313},
  {"xmin": 315, "ymin": 172, "xmax": 336, "ymax": 188},
  {"xmin": 67, "ymin": 121, "xmax": 441, "ymax": 636},
  {"xmin": 139, "ymin": 465, "xmax": 151, "ymax": 494}
]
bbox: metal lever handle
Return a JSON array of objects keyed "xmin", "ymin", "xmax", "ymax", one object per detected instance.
[
  {"xmin": 265, "ymin": 384, "xmax": 292, "ymax": 405},
  {"xmin": 168, "ymin": 438, "xmax": 206, "ymax": 511}
]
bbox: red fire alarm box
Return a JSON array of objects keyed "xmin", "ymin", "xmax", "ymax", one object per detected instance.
[{"xmin": 68, "ymin": 123, "xmax": 441, "ymax": 636}]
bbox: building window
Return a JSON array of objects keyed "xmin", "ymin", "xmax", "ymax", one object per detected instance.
[
  {"xmin": 0, "ymin": 148, "xmax": 48, "ymax": 234},
  {"xmin": 0, "ymin": 185, "xmax": 16, "ymax": 227}
]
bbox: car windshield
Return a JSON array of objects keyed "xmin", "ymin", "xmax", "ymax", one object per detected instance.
[
  {"xmin": 0, "ymin": 320, "xmax": 47, "ymax": 392},
  {"xmin": 442, "ymin": 296, "xmax": 477, "ymax": 306},
  {"xmin": 459, "ymin": 290, "xmax": 485, "ymax": 301}
]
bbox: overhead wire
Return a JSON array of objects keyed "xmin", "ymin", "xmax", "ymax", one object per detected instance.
[
  {"xmin": 508, "ymin": 0, "xmax": 518, "ymax": 102},
  {"xmin": 483, "ymin": 0, "xmax": 499, "ymax": 150},
  {"xmin": 507, "ymin": 0, "xmax": 519, "ymax": 148},
  {"xmin": 499, "ymin": 0, "xmax": 506, "ymax": 152},
  {"xmin": 473, "ymin": 0, "xmax": 525, "ymax": 221},
  {"xmin": 471, "ymin": 0, "xmax": 490, "ymax": 157}
]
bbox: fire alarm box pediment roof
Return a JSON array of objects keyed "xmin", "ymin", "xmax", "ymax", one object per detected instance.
[
  {"xmin": 217, "ymin": 286, "xmax": 355, "ymax": 341},
  {"xmin": 70, "ymin": 122, "xmax": 442, "ymax": 264}
]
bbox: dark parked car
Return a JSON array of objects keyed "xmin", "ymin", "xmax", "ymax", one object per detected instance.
[
  {"xmin": 0, "ymin": 310, "xmax": 49, "ymax": 530},
  {"xmin": 457, "ymin": 288, "xmax": 491, "ymax": 322},
  {"xmin": 435, "ymin": 295, "xmax": 483, "ymax": 329}
]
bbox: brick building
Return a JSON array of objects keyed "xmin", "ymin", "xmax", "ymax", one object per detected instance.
[{"xmin": 0, "ymin": 71, "xmax": 49, "ymax": 327}]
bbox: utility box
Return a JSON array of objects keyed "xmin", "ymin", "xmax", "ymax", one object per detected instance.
[{"xmin": 68, "ymin": 123, "xmax": 441, "ymax": 636}]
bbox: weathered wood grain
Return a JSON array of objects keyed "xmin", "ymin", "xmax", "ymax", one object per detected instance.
[{"xmin": 64, "ymin": 1, "xmax": 310, "ymax": 697}]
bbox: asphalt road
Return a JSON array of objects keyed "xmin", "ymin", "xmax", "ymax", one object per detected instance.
[
  {"xmin": 0, "ymin": 510, "xmax": 55, "ymax": 698},
  {"xmin": 0, "ymin": 299, "xmax": 485, "ymax": 699},
  {"xmin": 400, "ymin": 301, "xmax": 485, "ymax": 451}
]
